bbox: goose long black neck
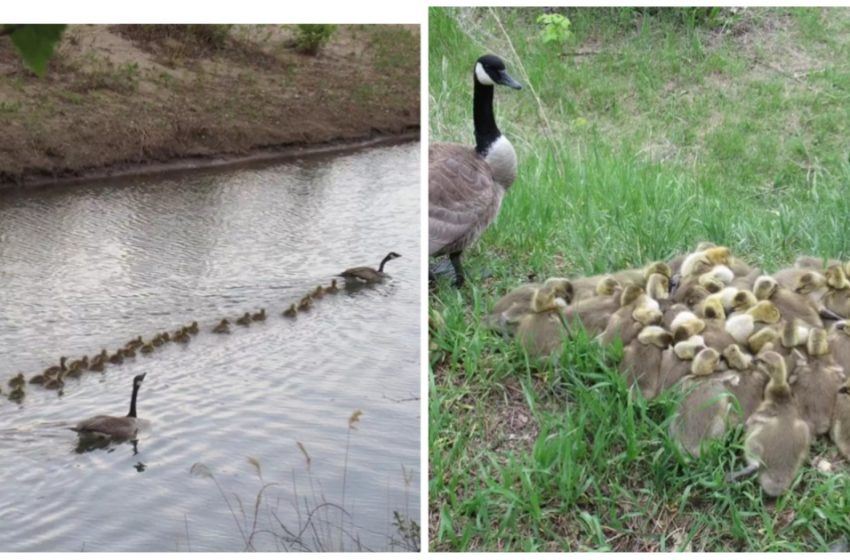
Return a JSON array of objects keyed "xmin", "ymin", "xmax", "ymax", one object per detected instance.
[
  {"xmin": 378, "ymin": 253, "xmax": 392, "ymax": 272},
  {"xmin": 473, "ymin": 80, "xmax": 500, "ymax": 156},
  {"xmin": 128, "ymin": 382, "xmax": 141, "ymax": 418}
]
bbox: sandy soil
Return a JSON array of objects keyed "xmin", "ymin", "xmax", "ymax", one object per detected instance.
[{"xmin": 0, "ymin": 24, "xmax": 420, "ymax": 186}]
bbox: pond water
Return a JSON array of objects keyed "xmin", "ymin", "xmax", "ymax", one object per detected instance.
[{"xmin": 0, "ymin": 142, "xmax": 421, "ymax": 552}]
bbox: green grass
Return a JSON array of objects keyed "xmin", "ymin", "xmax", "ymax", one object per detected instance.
[{"xmin": 429, "ymin": 7, "xmax": 850, "ymax": 551}]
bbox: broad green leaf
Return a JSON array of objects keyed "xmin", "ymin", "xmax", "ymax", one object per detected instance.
[{"xmin": 7, "ymin": 24, "xmax": 66, "ymax": 77}]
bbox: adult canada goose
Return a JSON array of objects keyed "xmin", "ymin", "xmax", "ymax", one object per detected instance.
[
  {"xmin": 71, "ymin": 373, "xmax": 147, "ymax": 440},
  {"xmin": 282, "ymin": 304, "xmax": 297, "ymax": 318},
  {"xmin": 212, "ymin": 319, "xmax": 231, "ymax": 334},
  {"xmin": 340, "ymin": 252, "xmax": 402, "ymax": 284},
  {"xmin": 429, "ymin": 54, "xmax": 522, "ymax": 287}
]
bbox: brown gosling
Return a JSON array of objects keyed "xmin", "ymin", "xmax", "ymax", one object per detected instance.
[
  {"xmin": 754, "ymin": 275, "xmax": 824, "ymax": 328},
  {"xmin": 126, "ymin": 335, "xmax": 144, "ymax": 349},
  {"xmin": 730, "ymin": 351, "xmax": 810, "ymax": 497},
  {"xmin": 8, "ymin": 373, "xmax": 26, "ymax": 389},
  {"xmin": 282, "ymin": 304, "xmax": 298, "ymax": 318},
  {"xmin": 173, "ymin": 330, "xmax": 191, "ymax": 343},
  {"xmin": 236, "ymin": 312, "xmax": 252, "ymax": 326},
  {"xmin": 139, "ymin": 342, "xmax": 155, "ymax": 354},
  {"xmin": 187, "ymin": 321, "xmax": 199, "ymax": 335},
  {"xmin": 43, "ymin": 356, "xmax": 68, "ymax": 377},
  {"xmin": 123, "ymin": 346, "xmax": 136, "ymax": 358},
  {"xmin": 620, "ymin": 325, "xmax": 673, "ymax": 400},
  {"xmin": 29, "ymin": 374, "xmax": 47, "ymax": 385},
  {"xmin": 790, "ymin": 328, "xmax": 841, "ymax": 436},
  {"xmin": 108, "ymin": 351, "xmax": 124, "ymax": 365},
  {"xmin": 326, "ymin": 279, "xmax": 340, "ymax": 294},
  {"xmin": 828, "ymin": 320, "xmax": 850, "ymax": 379},
  {"xmin": 484, "ymin": 277, "xmax": 573, "ymax": 336},
  {"xmin": 251, "ymin": 308, "xmax": 267, "ymax": 321},
  {"xmin": 212, "ymin": 319, "xmax": 231, "ymax": 334},
  {"xmin": 830, "ymin": 375, "xmax": 850, "ymax": 461},
  {"xmin": 516, "ymin": 286, "xmax": 570, "ymax": 358},
  {"xmin": 298, "ymin": 296, "xmax": 313, "ymax": 311},
  {"xmin": 721, "ymin": 344, "xmax": 767, "ymax": 423},
  {"xmin": 312, "ymin": 285, "xmax": 326, "ymax": 299},
  {"xmin": 669, "ymin": 347, "xmax": 733, "ymax": 457}
]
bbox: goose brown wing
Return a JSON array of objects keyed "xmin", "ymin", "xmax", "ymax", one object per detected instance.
[
  {"xmin": 72, "ymin": 414, "xmax": 136, "ymax": 436},
  {"xmin": 429, "ymin": 143, "xmax": 503, "ymax": 257},
  {"xmin": 340, "ymin": 267, "xmax": 380, "ymax": 282}
]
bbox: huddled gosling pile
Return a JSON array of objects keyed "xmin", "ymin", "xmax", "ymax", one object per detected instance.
[{"xmin": 484, "ymin": 242, "xmax": 850, "ymax": 496}]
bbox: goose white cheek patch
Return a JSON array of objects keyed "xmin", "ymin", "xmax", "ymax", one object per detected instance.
[{"xmin": 475, "ymin": 63, "xmax": 495, "ymax": 86}]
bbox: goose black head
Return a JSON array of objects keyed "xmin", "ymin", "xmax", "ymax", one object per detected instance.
[
  {"xmin": 386, "ymin": 251, "xmax": 402, "ymax": 260},
  {"xmin": 474, "ymin": 54, "xmax": 522, "ymax": 90},
  {"xmin": 133, "ymin": 372, "xmax": 147, "ymax": 387}
]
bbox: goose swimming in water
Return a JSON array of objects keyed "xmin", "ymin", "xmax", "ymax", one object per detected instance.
[
  {"xmin": 339, "ymin": 252, "xmax": 402, "ymax": 284},
  {"xmin": 71, "ymin": 373, "xmax": 147, "ymax": 440}
]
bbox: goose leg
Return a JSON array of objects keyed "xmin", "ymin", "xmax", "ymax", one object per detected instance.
[{"xmin": 449, "ymin": 251, "xmax": 465, "ymax": 287}]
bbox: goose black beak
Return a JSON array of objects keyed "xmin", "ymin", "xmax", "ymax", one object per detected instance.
[{"xmin": 497, "ymin": 70, "xmax": 522, "ymax": 90}]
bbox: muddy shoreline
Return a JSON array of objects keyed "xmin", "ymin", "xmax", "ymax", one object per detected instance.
[
  {"xmin": 0, "ymin": 128, "xmax": 420, "ymax": 191},
  {"xmin": 0, "ymin": 25, "xmax": 420, "ymax": 190}
]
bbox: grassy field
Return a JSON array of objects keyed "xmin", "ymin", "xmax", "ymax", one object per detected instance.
[{"xmin": 429, "ymin": 7, "xmax": 850, "ymax": 552}]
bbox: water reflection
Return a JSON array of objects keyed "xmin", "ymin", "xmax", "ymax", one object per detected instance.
[{"xmin": 0, "ymin": 142, "xmax": 420, "ymax": 552}]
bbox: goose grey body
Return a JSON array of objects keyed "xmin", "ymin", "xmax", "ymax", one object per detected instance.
[
  {"xmin": 429, "ymin": 54, "xmax": 522, "ymax": 286},
  {"xmin": 339, "ymin": 252, "xmax": 401, "ymax": 283},
  {"xmin": 72, "ymin": 372, "xmax": 146, "ymax": 440}
]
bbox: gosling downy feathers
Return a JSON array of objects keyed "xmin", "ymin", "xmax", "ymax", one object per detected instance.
[
  {"xmin": 340, "ymin": 252, "xmax": 401, "ymax": 284},
  {"xmin": 735, "ymin": 351, "xmax": 810, "ymax": 497},
  {"xmin": 71, "ymin": 373, "xmax": 147, "ymax": 440},
  {"xmin": 429, "ymin": 54, "xmax": 522, "ymax": 287},
  {"xmin": 212, "ymin": 319, "xmax": 231, "ymax": 334}
]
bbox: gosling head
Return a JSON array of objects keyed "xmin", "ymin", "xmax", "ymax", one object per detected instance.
[
  {"xmin": 826, "ymin": 264, "xmax": 850, "ymax": 290},
  {"xmin": 699, "ymin": 275, "xmax": 724, "ymax": 294},
  {"xmin": 620, "ymin": 284, "xmax": 645, "ymax": 307},
  {"xmin": 759, "ymin": 350, "xmax": 788, "ymax": 386},
  {"xmin": 780, "ymin": 319, "xmax": 808, "ymax": 349},
  {"xmin": 691, "ymin": 347, "xmax": 721, "ymax": 376},
  {"xmin": 530, "ymin": 286, "xmax": 559, "ymax": 313},
  {"xmin": 806, "ymin": 327, "xmax": 830, "ymax": 357},
  {"xmin": 674, "ymin": 335, "xmax": 706, "ymax": 360},
  {"xmin": 543, "ymin": 277, "xmax": 574, "ymax": 304},
  {"xmin": 704, "ymin": 246, "xmax": 731, "ymax": 265},
  {"xmin": 753, "ymin": 276, "xmax": 779, "ymax": 301},
  {"xmin": 595, "ymin": 275, "xmax": 621, "ymax": 296},
  {"xmin": 699, "ymin": 297, "xmax": 726, "ymax": 320},
  {"xmin": 644, "ymin": 261, "xmax": 672, "ymax": 280},
  {"xmin": 633, "ymin": 305, "xmax": 663, "ymax": 326},
  {"xmin": 747, "ymin": 300, "xmax": 781, "ymax": 324},
  {"xmin": 722, "ymin": 344, "xmax": 753, "ymax": 371},
  {"xmin": 732, "ymin": 290, "xmax": 758, "ymax": 312},
  {"xmin": 646, "ymin": 273, "xmax": 669, "ymax": 300},
  {"xmin": 748, "ymin": 327, "xmax": 780, "ymax": 354},
  {"xmin": 637, "ymin": 325, "xmax": 673, "ymax": 348},
  {"xmin": 795, "ymin": 271, "xmax": 826, "ymax": 294}
]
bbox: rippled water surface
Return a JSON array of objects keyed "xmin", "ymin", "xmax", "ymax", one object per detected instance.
[{"xmin": 0, "ymin": 143, "xmax": 420, "ymax": 552}]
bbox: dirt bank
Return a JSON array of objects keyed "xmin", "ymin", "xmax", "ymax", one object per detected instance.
[{"xmin": 0, "ymin": 24, "xmax": 420, "ymax": 187}]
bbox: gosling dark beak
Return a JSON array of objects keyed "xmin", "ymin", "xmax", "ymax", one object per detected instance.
[{"xmin": 496, "ymin": 70, "xmax": 522, "ymax": 90}]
